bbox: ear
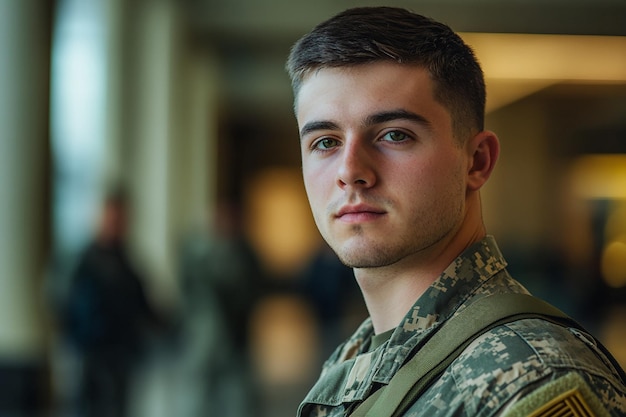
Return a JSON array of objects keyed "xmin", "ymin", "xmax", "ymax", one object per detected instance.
[{"xmin": 466, "ymin": 130, "xmax": 500, "ymax": 191}]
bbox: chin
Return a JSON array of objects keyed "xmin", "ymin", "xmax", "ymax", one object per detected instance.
[
  {"xmin": 337, "ymin": 248, "xmax": 400, "ymax": 269},
  {"xmin": 327, "ymin": 231, "xmax": 400, "ymax": 267}
]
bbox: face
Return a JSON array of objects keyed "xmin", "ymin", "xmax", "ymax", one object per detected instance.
[
  {"xmin": 100, "ymin": 201, "xmax": 127, "ymax": 244},
  {"xmin": 296, "ymin": 62, "xmax": 473, "ymax": 269}
]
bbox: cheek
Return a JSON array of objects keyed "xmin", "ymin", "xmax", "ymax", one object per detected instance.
[
  {"xmin": 302, "ymin": 166, "xmax": 326, "ymax": 210},
  {"xmin": 302, "ymin": 154, "xmax": 333, "ymax": 187},
  {"xmin": 394, "ymin": 154, "xmax": 463, "ymax": 199},
  {"xmin": 302, "ymin": 179, "xmax": 329, "ymax": 237}
]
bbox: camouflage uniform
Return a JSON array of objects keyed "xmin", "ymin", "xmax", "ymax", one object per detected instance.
[{"xmin": 297, "ymin": 236, "xmax": 626, "ymax": 417}]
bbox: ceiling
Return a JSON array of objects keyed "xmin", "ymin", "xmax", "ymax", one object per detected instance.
[
  {"xmin": 178, "ymin": 0, "xmax": 626, "ymax": 116},
  {"xmin": 184, "ymin": 0, "xmax": 626, "ymax": 39}
]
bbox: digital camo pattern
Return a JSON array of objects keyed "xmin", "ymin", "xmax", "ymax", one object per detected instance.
[{"xmin": 297, "ymin": 236, "xmax": 626, "ymax": 417}]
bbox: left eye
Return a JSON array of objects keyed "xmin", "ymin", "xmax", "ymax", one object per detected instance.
[
  {"xmin": 314, "ymin": 137, "xmax": 340, "ymax": 150},
  {"xmin": 382, "ymin": 131, "xmax": 409, "ymax": 142}
]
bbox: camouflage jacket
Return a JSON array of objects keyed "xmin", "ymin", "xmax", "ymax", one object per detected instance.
[{"xmin": 297, "ymin": 236, "xmax": 626, "ymax": 417}]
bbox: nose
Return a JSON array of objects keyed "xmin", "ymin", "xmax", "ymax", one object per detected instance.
[{"xmin": 337, "ymin": 140, "xmax": 376, "ymax": 189}]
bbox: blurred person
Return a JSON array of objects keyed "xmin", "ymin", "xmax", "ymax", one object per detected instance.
[
  {"xmin": 176, "ymin": 201, "xmax": 262, "ymax": 417},
  {"xmin": 63, "ymin": 189, "xmax": 163, "ymax": 417},
  {"xmin": 297, "ymin": 243, "xmax": 366, "ymax": 361},
  {"xmin": 285, "ymin": 7, "xmax": 626, "ymax": 417}
]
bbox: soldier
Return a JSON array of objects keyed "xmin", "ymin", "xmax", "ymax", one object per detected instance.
[{"xmin": 286, "ymin": 7, "xmax": 626, "ymax": 417}]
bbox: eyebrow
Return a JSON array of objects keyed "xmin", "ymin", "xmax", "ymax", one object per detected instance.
[
  {"xmin": 299, "ymin": 109, "xmax": 431, "ymax": 139},
  {"xmin": 365, "ymin": 109, "xmax": 431, "ymax": 128},
  {"xmin": 299, "ymin": 120, "xmax": 340, "ymax": 138}
]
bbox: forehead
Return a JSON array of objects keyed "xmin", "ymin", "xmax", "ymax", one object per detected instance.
[{"xmin": 295, "ymin": 62, "xmax": 448, "ymax": 128}]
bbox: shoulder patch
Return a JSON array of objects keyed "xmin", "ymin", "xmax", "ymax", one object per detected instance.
[{"xmin": 503, "ymin": 373, "xmax": 611, "ymax": 417}]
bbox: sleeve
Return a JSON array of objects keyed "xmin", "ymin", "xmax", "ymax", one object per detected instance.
[{"xmin": 500, "ymin": 372, "xmax": 613, "ymax": 417}]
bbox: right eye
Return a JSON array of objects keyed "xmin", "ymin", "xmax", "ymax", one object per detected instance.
[{"xmin": 313, "ymin": 137, "xmax": 340, "ymax": 151}]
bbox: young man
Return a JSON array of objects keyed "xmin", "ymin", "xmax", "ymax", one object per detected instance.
[{"xmin": 286, "ymin": 7, "xmax": 626, "ymax": 417}]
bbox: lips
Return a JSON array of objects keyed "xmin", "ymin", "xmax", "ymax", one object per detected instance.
[{"xmin": 336, "ymin": 204, "xmax": 386, "ymax": 222}]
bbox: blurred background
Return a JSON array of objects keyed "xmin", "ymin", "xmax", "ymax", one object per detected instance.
[{"xmin": 1, "ymin": 0, "xmax": 626, "ymax": 416}]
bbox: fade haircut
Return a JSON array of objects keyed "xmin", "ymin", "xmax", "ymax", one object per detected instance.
[{"xmin": 286, "ymin": 7, "xmax": 486, "ymax": 141}]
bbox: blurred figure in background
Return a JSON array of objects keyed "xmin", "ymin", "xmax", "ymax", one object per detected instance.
[
  {"xmin": 176, "ymin": 200, "xmax": 263, "ymax": 417},
  {"xmin": 297, "ymin": 243, "xmax": 365, "ymax": 362},
  {"xmin": 62, "ymin": 189, "xmax": 163, "ymax": 417}
]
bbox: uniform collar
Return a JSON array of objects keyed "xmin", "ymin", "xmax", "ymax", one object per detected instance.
[{"xmin": 299, "ymin": 236, "xmax": 508, "ymax": 411}]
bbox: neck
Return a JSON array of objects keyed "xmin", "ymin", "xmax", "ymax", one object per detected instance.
[{"xmin": 355, "ymin": 199, "xmax": 486, "ymax": 334}]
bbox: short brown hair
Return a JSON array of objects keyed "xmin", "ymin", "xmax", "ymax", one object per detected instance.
[{"xmin": 286, "ymin": 7, "xmax": 485, "ymax": 140}]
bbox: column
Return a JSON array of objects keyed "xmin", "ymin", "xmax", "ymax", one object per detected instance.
[{"xmin": 0, "ymin": 0, "xmax": 53, "ymax": 412}]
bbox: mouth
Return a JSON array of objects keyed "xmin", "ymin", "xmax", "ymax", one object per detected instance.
[{"xmin": 335, "ymin": 204, "xmax": 387, "ymax": 223}]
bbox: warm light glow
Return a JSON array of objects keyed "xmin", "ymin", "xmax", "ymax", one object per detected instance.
[
  {"xmin": 568, "ymin": 154, "xmax": 626, "ymax": 199},
  {"xmin": 462, "ymin": 33, "xmax": 626, "ymax": 81},
  {"xmin": 244, "ymin": 168, "xmax": 321, "ymax": 277},
  {"xmin": 460, "ymin": 33, "xmax": 626, "ymax": 112},
  {"xmin": 249, "ymin": 295, "xmax": 318, "ymax": 384}
]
